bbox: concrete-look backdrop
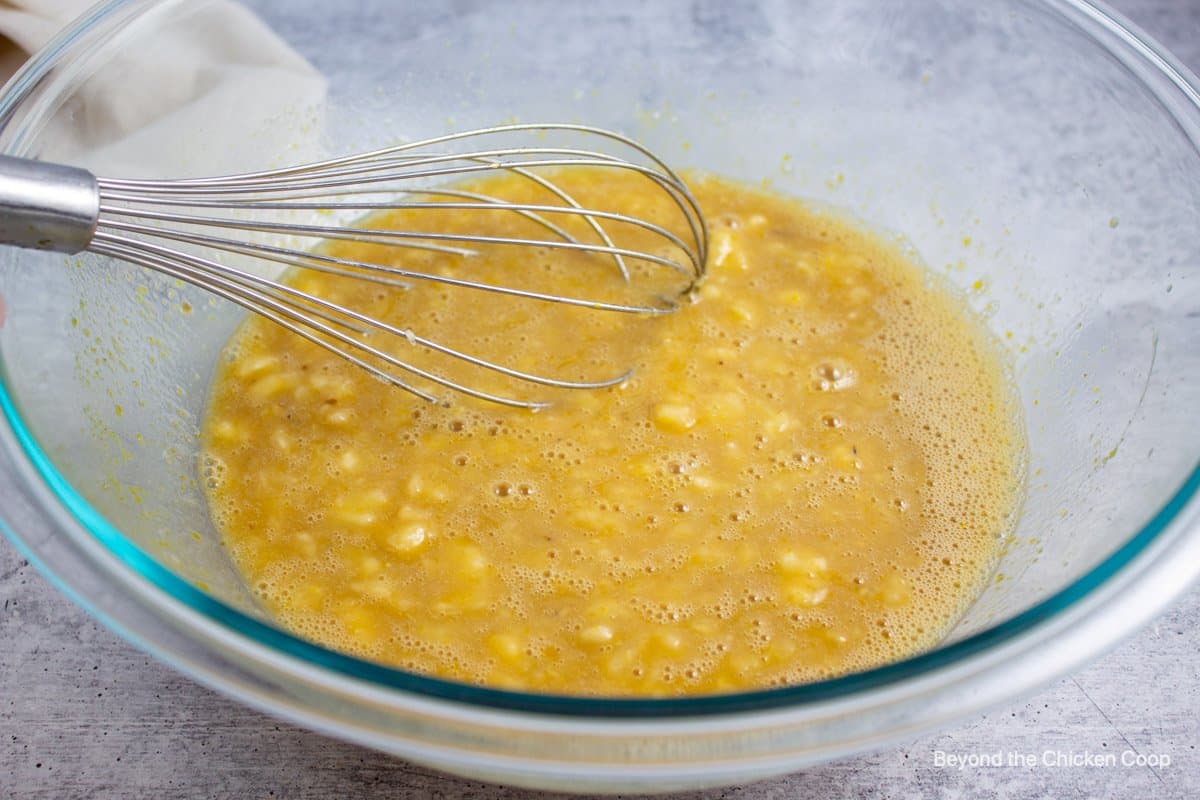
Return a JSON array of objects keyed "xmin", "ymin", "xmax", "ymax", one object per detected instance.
[{"xmin": 1, "ymin": 1, "xmax": 1197, "ymax": 798}]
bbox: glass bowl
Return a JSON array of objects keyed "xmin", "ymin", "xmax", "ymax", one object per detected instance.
[{"xmin": 0, "ymin": 0, "xmax": 1197, "ymax": 792}]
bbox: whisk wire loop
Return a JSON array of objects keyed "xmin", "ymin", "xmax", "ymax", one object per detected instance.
[{"xmin": 0, "ymin": 124, "xmax": 708, "ymax": 406}]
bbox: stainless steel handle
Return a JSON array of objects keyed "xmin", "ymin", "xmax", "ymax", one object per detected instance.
[{"xmin": 0, "ymin": 155, "xmax": 100, "ymax": 254}]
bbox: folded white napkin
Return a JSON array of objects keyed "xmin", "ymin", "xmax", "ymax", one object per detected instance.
[{"xmin": 0, "ymin": 0, "xmax": 327, "ymax": 176}]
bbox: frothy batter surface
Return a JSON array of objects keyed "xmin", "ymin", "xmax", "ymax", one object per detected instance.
[{"xmin": 202, "ymin": 171, "xmax": 1024, "ymax": 695}]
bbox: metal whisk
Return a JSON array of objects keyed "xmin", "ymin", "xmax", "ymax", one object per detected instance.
[{"xmin": 0, "ymin": 124, "xmax": 707, "ymax": 408}]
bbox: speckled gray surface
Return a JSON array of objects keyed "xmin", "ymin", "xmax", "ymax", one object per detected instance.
[{"xmin": 2, "ymin": 1, "xmax": 1198, "ymax": 798}]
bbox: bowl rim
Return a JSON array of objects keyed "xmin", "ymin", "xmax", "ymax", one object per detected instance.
[{"xmin": 1, "ymin": 0, "xmax": 1198, "ymax": 720}]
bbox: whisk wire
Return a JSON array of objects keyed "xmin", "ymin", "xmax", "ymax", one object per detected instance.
[
  {"xmin": 92, "ymin": 231, "xmax": 632, "ymax": 408},
  {"xmin": 94, "ymin": 216, "xmax": 681, "ymax": 315},
  {"xmin": 98, "ymin": 155, "xmax": 706, "ymax": 277},
  {"xmin": 96, "ymin": 202, "xmax": 698, "ymax": 280}
]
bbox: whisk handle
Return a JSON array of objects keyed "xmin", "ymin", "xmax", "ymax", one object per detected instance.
[{"xmin": 0, "ymin": 155, "xmax": 99, "ymax": 254}]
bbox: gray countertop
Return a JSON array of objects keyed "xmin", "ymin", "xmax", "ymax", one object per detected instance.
[{"xmin": 2, "ymin": 1, "xmax": 1198, "ymax": 798}]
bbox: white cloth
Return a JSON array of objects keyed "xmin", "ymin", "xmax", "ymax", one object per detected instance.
[{"xmin": 0, "ymin": 0, "xmax": 326, "ymax": 176}]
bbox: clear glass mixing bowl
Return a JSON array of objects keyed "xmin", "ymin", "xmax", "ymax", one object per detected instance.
[{"xmin": 0, "ymin": 0, "xmax": 1197, "ymax": 792}]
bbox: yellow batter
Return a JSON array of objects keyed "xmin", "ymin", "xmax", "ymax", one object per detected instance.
[{"xmin": 201, "ymin": 170, "xmax": 1024, "ymax": 695}]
